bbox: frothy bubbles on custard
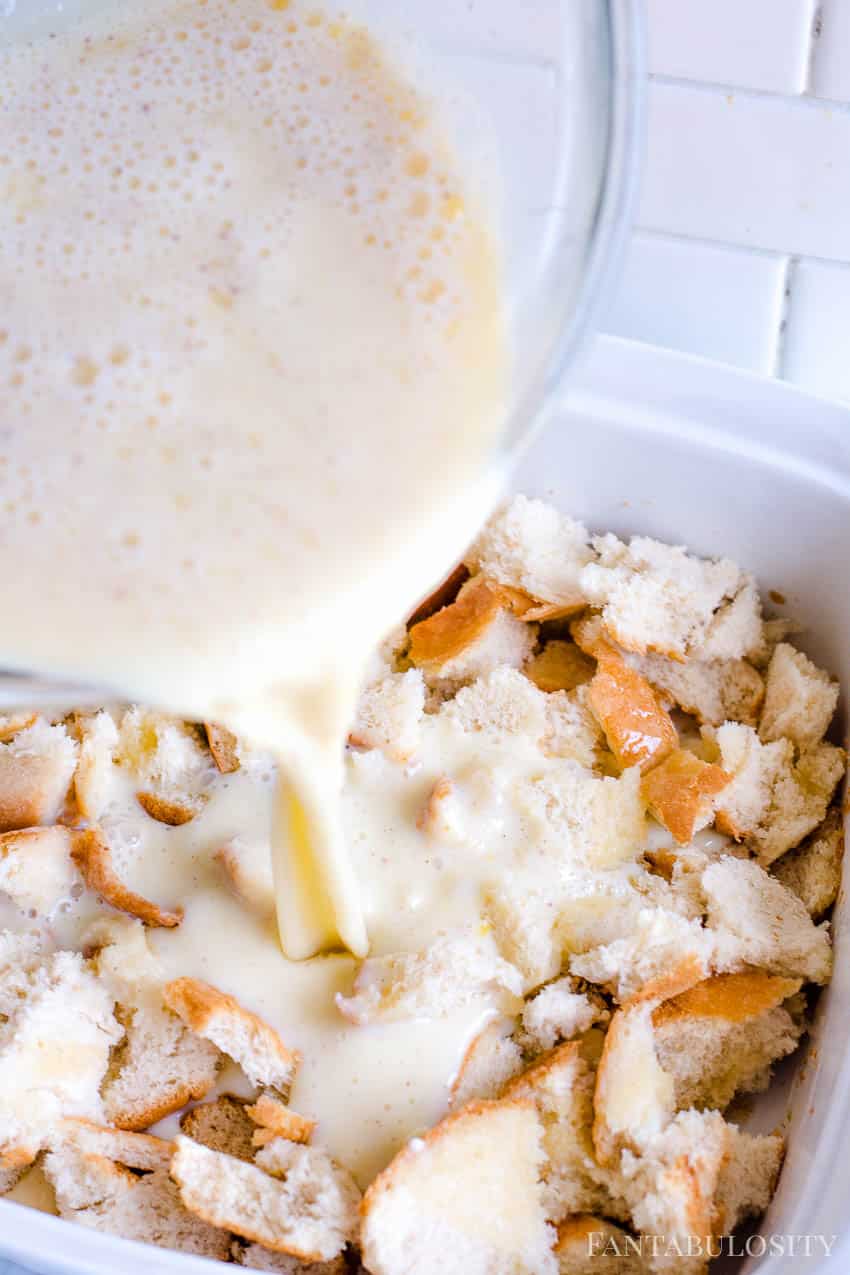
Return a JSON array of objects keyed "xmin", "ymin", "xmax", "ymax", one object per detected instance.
[{"xmin": 0, "ymin": 0, "xmax": 505, "ymax": 711}]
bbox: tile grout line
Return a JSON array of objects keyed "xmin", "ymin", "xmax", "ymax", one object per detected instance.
[
  {"xmin": 648, "ymin": 71, "xmax": 850, "ymax": 112},
  {"xmin": 633, "ymin": 227, "xmax": 850, "ymax": 272},
  {"xmin": 632, "ymin": 227, "xmax": 787, "ymax": 262},
  {"xmin": 803, "ymin": 1, "xmax": 825, "ymax": 96},
  {"xmin": 772, "ymin": 255, "xmax": 800, "ymax": 380}
]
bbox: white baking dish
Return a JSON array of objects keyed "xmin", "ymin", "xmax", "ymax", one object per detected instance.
[{"xmin": 2, "ymin": 336, "xmax": 849, "ymax": 1274}]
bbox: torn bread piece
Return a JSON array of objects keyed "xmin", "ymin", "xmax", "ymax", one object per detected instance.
[
  {"xmin": 617, "ymin": 1110, "xmax": 782, "ymax": 1274},
  {"xmin": 651, "ymin": 972, "xmax": 804, "ymax": 1110},
  {"xmin": 348, "ymin": 669, "xmax": 425, "ymax": 762},
  {"xmin": 164, "ymin": 977, "xmax": 300, "ymax": 1092},
  {"xmin": 520, "ymin": 978, "xmax": 609, "ymax": 1054},
  {"xmin": 569, "ymin": 613, "xmax": 618, "ymax": 663},
  {"xmin": 74, "ymin": 710, "xmax": 120, "ymax": 821},
  {"xmin": 408, "ymin": 575, "xmax": 536, "ymax": 687},
  {"xmin": 361, "ymin": 1098, "xmax": 556, "ymax": 1275},
  {"xmin": 236, "ymin": 1245, "xmax": 348, "ymax": 1273},
  {"xmin": 104, "ymin": 1001, "xmax": 221, "ymax": 1130},
  {"xmin": 57, "ymin": 1117, "xmax": 173, "ymax": 1172},
  {"xmin": 573, "ymin": 610, "xmax": 765, "ymax": 728},
  {"xmin": 701, "ymin": 576, "xmax": 764, "ymax": 662},
  {"xmin": 438, "ymin": 667, "xmax": 604, "ymax": 774},
  {"xmin": 172, "ymin": 1134, "xmax": 360, "ymax": 1262},
  {"xmin": 0, "ymin": 1163, "xmax": 27, "ymax": 1196},
  {"xmin": 441, "ymin": 665, "xmax": 548, "ymax": 740},
  {"xmin": 0, "ymin": 712, "xmax": 37, "ymax": 745},
  {"xmin": 704, "ymin": 856, "xmax": 832, "ymax": 984},
  {"xmin": 506, "ymin": 1044, "xmax": 626, "ymax": 1224},
  {"xmin": 180, "ymin": 1094, "xmax": 257, "ymax": 1161},
  {"xmin": 336, "ymin": 933, "xmax": 523, "ymax": 1025},
  {"xmin": 586, "ymin": 655, "xmax": 677, "ymax": 773},
  {"xmin": 465, "ymin": 494, "xmax": 594, "ymax": 611},
  {"xmin": 71, "ymin": 828, "xmax": 183, "ymax": 927},
  {"xmin": 543, "ymin": 686, "xmax": 609, "ymax": 770},
  {"xmin": 204, "ymin": 720, "xmax": 241, "ymax": 773},
  {"xmin": 216, "ymin": 836, "xmax": 276, "ymax": 919},
  {"xmin": 484, "ymin": 858, "xmax": 660, "ymax": 992},
  {"xmin": 641, "ymin": 750, "xmax": 730, "ymax": 846},
  {"xmin": 712, "ymin": 722, "xmax": 845, "ymax": 864},
  {"xmin": 712, "ymin": 1119, "xmax": 785, "ymax": 1237},
  {"xmin": 773, "ymin": 808, "xmax": 843, "ymax": 919},
  {"xmin": 570, "ymin": 912, "xmax": 711, "ymax": 1005},
  {"xmin": 526, "ymin": 641, "xmax": 595, "ymax": 694},
  {"xmin": 484, "ymin": 875, "xmax": 569, "ymax": 990},
  {"xmin": 84, "ymin": 914, "xmax": 166, "ymax": 1007},
  {"xmin": 358, "ymin": 622, "xmax": 409, "ymax": 690},
  {"xmin": 488, "ymin": 586, "xmax": 586, "ymax": 624},
  {"xmin": 592, "ymin": 1003, "xmax": 674, "ymax": 1165},
  {"xmin": 0, "ymin": 719, "xmax": 78, "ymax": 833},
  {"xmin": 625, "ymin": 650, "xmax": 764, "ymax": 729},
  {"xmin": 136, "ymin": 791, "xmax": 198, "ymax": 826},
  {"xmin": 87, "ymin": 922, "xmax": 209, "ymax": 1167},
  {"xmin": 449, "ymin": 1018, "xmax": 524, "ymax": 1108},
  {"xmin": 0, "ymin": 825, "xmax": 79, "ymax": 916},
  {"xmin": 554, "ymin": 1215, "xmax": 651, "ymax": 1274},
  {"xmin": 247, "ymin": 1094, "xmax": 316, "ymax": 1148},
  {"xmin": 406, "ymin": 562, "xmax": 470, "ymax": 629},
  {"xmin": 517, "ymin": 762, "xmax": 645, "ymax": 871},
  {"xmin": 116, "ymin": 707, "xmax": 211, "ymax": 787},
  {"xmin": 635, "ymin": 856, "xmax": 711, "ymax": 921},
  {"xmin": 759, "ymin": 642, "xmax": 840, "ymax": 750},
  {"xmin": 44, "ymin": 1142, "xmax": 230, "ymax": 1259},
  {"xmin": 81, "ymin": 708, "xmax": 215, "ymax": 824},
  {"xmin": 115, "ymin": 708, "xmax": 213, "ymax": 824},
  {"xmin": 751, "ymin": 616, "xmax": 804, "ymax": 670},
  {"xmin": 580, "ymin": 538, "xmax": 760, "ymax": 663},
  {"xmin": 0, "ymin": 939, "xmax": 122, "ymax": 1165}
]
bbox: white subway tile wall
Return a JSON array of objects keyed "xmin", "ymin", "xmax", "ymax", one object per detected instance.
[
  {"xmin": 812, "ymin": 0, "xmax": 850, "ymax": 101},
  {"xmin": 639, "ymin": 84, "xmax": 850, "ymax": 261},
  {"xmin": 780, "ymin": 259, "xmax": 850, "ymax": 399},
  {"xmin": 646, "ymin": 0, "xmax": 816, "ymax": 94},
  {"xmin": 608, "ymin": 231, "xmax": 788, "ymax": 374},
  {"xmin": 602, "ymin": 0, "xmax": 850, "ymax": 400}
]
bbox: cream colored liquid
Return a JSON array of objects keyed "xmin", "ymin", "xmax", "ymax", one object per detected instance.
[
  {"xmin": 0, "ymin": 0, "xmax": 507, "ymax": 957},
  {"xmin": 0, "ymin": 702, "xmax": 729, "ymax": 1189}
]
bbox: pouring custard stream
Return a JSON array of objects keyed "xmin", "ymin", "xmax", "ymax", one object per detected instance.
[{"xmin": 0, "ymin": 0, "xmax": 509, "ymax": 957}]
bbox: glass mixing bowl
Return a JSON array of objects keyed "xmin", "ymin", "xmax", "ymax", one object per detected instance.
[
  {"xmin": 0, "ymin": 0, "xmax": 644, "ymax": 713},
  {"xmin": 353, "ymin": 0, "xmax": 647, "ymax": 454},
  {"xmin": 1, "ymin": 0, "xmax": 645, "ymax": 453}
]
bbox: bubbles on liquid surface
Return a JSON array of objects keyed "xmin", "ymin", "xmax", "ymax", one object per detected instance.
[
  {"xmin": 4, "ymin": 2, "xmax": 460, "ymax": 448},
  {"xmin": 0, "ymin": 0, "xmax": 504, "ymax": 686}
]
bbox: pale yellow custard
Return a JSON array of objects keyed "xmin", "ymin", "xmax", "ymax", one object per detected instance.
[{"xmin": 0, "ymin": 0, "xmax": 508, "ymax": 957}]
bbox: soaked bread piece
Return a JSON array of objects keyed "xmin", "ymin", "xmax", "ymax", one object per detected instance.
[
  {"xmin": 361, "ymin": 1099, "xmax": 556, "ymax": 1275},
  {"xmin": 172, "ymin": 1134, "xmax": 360, "ymax": 1263},
  {"xmin": 71, "ymin": 829, "xmax": 183, "ymax": 928},
  {"xmin": 44, "ymin": 1141, "xmax": 230, "ymax": 1259},
  {"xmin": 0, "ymin": 826, "xmax": 79, "ymax": 917},
  {"xmin": 0, "ymin": 721, "xmax": 78, "ymax": 833},
  {"xmin": 180, "ymin": 1095, "xmax": 257, "ymax": 1161},
  {"xmin": 164, "ymin": 978, "xmax": 299, "ymax": 1093}
]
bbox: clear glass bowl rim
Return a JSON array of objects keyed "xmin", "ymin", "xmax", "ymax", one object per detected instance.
[{"xmin": 504, "ymin": 0, "xmax": 647, "ymax": 455}]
